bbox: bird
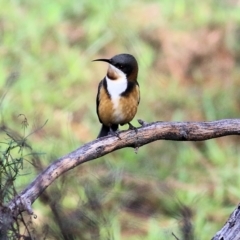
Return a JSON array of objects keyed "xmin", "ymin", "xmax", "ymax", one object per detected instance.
[{"xmin": 93, "ymin": 53, "xmax": 140, "ymax": 138}]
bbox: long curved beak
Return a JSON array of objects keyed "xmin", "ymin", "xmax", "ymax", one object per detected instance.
[{"xmin": 92, "ymin": 58, "xmax": 110, "ymax": 63}]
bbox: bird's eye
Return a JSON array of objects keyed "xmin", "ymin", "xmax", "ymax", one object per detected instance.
[{"xmin": 116, "ymin": 63, "xmax": 123, "ymax": 69}]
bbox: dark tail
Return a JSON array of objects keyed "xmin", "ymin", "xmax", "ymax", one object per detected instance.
[
  {"xmin": 97, "ymin": 125, "xmax": 109, "ymax": 138},
  {"xmin": 97, "ymin": 124, "xmax": 118, "ymax": 138}
]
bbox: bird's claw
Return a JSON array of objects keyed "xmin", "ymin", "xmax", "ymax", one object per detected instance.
[{"xmin": 109, "ymin": 128, "xmax": 121, "ymax": 139}]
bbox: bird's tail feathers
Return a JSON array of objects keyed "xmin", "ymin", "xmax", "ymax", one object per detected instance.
[{"xmin": 97, "ymin": 125, "xmax": 110, "ymax": 138}]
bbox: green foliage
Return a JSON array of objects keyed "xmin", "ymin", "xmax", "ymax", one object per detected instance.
[
  {"xmin": 0, "ymin": 115, "xmax": 36, "ymax": 239},
  {"xmin": 1, "ymin": 0, "xmax": 240, "ymax": 239}
]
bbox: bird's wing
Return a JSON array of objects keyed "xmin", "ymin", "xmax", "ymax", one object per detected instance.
[
  {"xmin": 136, "ymin": 81, "xmax": 140, "ymax": 105},
  {"xmin": 96, "ymin": 80, "xmax": 103, "ymax": 123}
]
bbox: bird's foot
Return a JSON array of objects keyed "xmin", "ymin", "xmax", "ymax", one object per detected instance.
[
  {"xmin": 128, "ymin": 122, "xmax": 138, "ymax": 134},
  {"xmin": 108, "ymin": 128, "xmax": 121, "ymax": 139}
]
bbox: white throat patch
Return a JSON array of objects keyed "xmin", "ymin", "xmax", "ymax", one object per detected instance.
[
  {"xmin": 106, "ymin": 64, "xmax": 127, "ymax": 97},
  {"xmin": 106, "ymin": 64, "xmax": 128, "ymax": 122}
]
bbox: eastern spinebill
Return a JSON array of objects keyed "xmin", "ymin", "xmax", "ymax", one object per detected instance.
[{"xmin": 93, "ymin": 53, "xmax": 140, "ymax": 138}]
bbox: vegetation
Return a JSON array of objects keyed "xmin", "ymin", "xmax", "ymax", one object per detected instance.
[{"xmin": 1, "ymin": 0, "xmax": 240, "ymax": 239}]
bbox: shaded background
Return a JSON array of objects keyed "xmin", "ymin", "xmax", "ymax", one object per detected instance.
[{"xmin": 1, "ymin": 0, "xmax": 240, "ymax": 239}]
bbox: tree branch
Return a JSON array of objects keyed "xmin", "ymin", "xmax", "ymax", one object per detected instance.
[
  {"xmin": 212, "ymin": 204, "xmax": 240, "ymax": 240},
  {"xmin": 6, "ymin": 119, "xmax": 240, "ymax": 234}
]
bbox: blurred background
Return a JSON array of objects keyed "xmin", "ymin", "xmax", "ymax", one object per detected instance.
[{"xmin": 1, "ymin": 0, "xmax": 240, "ymax": 239}]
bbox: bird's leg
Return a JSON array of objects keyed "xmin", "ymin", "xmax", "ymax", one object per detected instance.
[
  {"xmin": 128, "ymin": 122, "xmax": 138, "ymax": 134},
  {"xmin": 128, "ymin": 122, "xmax": 135, "ymax": 130},
  {"xmin": 108, "ymin": 127, "xmax": 121, "ymax": 139}
]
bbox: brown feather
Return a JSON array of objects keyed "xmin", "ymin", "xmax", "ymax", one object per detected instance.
[{"xmin": 98, "ymin": 84, "xmax": 140, "ymax": 126}]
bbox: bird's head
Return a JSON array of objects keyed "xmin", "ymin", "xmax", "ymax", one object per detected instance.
[{"xmin": 93, "ymin": 53, "xmax": 138, "ymax": 81}]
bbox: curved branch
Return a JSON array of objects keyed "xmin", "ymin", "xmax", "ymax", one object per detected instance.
[{"xmin": 8, "ymin": 119, "xmax": 240, "ymax": 215}]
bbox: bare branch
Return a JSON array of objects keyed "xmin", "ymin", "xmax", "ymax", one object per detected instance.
[
  {"xmin": 6, "ymin": 119, "xmax": 240, "ymax": 218},
  {"xmin": 212, "ymin": 204, "xmax": 240, "ymax": 240}
]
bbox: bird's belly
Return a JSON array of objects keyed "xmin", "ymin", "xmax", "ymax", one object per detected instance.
[{"xmin": 98, "ymin": 96, "xmax": 138, "ymax": 126}]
